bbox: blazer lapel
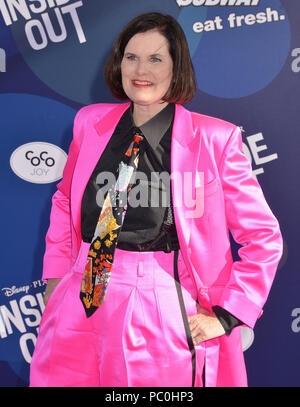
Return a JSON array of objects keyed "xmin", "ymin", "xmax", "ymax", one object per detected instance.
[
  {"xmin": 171, "ymin": 104, "xmax": 201, "ymax": 251},
  {"xmin": 71, "ymin": 103, "xmax": 130, "ymax": 243}
]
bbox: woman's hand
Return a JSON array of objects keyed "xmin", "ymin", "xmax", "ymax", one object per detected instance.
[
  {"xmin": 43, "ymin": 278, "xmax": 62, "ymax": 306},
  {"xmin": 188, "ymin": 303, "xmax": 225, "ymax": 345}
]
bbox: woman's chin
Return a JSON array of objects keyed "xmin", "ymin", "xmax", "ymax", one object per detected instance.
[{"xmin": 131, "ymin": 98, "xmax": 167, "ymax": 109}]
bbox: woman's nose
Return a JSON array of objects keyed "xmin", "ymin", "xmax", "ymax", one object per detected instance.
[{"xmin": 135, "ymin": 60, "xmax": 148, "ymax": 76}]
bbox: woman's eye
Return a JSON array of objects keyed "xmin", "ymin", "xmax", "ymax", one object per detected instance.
[
  {"xmin": 126, "ymin": 55, "xmax": 136, "ymax": 61},
  {"xmin": 150, "ymin": 57, "xmax": 161, "ymax": 63}
]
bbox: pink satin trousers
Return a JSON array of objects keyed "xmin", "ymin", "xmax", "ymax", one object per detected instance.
[{"xmin": 30, "ymin": 241, "xmax": 205, "ymax": 387}]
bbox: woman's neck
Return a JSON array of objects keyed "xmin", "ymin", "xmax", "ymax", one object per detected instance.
[{"xmin": 132, "ymin": 102, "xmax": 169, "ymax": 127}]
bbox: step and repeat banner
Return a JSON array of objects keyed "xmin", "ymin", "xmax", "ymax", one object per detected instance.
[{"xmin": 0, "ymin": 0, "xmax": 299, "ymax": 387}]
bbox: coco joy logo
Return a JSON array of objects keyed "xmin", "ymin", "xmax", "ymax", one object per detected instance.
[
  {"xmin": 10, "ymin": 141, "xmax": 67, "ymax": 184},
  {"xmin": 0, "ymin": 0, "xmax": 86, "ymax": 51}
]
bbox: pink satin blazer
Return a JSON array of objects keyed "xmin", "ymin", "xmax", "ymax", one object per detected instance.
[{"xmin": 42, "ymin": 102, "xmax": 283, "ymax": 386}]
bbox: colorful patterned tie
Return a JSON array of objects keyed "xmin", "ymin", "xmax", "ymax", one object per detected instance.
[{"xmin": 80, "ymin": 129, "xmax": 144, "ymax": 317}]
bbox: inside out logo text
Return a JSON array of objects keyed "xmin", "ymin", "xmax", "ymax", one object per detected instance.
[
  {"xmin": 0, "ymin": 0, "xmax": 86, "ymax": 51},
  {"xmin": 0, "ymin": 280, "xmax": 46, "ymax": 364}
]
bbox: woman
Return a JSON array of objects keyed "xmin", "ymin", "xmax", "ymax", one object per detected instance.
[{"xmin": 30, "ymin": 12, "xmax": 283, "ymax": 387}]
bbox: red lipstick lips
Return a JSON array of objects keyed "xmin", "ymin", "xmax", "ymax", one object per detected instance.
[{"xmin": 131, "ymin": 80, "xmax": 153, "ymax": 88}]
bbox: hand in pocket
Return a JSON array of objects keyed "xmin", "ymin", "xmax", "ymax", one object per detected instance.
[
  {"xmin": 187, "ymin": 303, "xmax": 225, "ymax": 345},
  {"xmin": 43, "ymin": 278, "xmax": 62, "ymax": 306}
]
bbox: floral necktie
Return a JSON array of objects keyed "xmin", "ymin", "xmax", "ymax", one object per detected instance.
[{"xmin": 80, "ymin": 129, "xmax": 144, "ymax": 317}]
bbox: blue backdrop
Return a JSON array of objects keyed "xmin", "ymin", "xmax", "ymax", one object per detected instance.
[{"xmin": 0, "ymin": 0, "xmax": 299, "ymax": 387}]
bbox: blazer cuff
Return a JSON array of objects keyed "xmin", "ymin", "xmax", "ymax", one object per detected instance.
[
  {"xmin": 212, "ymin": 305, "xmax": 244, "ymax": 336},
  {"xmin": 42, "ymin": 255, "xmax": 72, "ymax": 281},
  {"xmin": 215, "ymin": 287, "xmax": 263, "ymax": 329}
]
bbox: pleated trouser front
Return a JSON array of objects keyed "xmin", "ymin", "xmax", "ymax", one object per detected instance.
[{"xmin": 30, "ymin": 240, "xmax": 205, "ymax": 387}]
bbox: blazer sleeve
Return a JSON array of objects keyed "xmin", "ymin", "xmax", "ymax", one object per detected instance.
[
  {"xmin": 215, "ymin": 126, "xmax": 283, "ymax": 329},
  {"xmin": 42, "ymin": 109, "xmax": 84, "ymax": 281}
]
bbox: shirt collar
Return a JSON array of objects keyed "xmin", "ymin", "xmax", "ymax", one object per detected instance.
[{"xmin": 129, "ymin": 103, "xmax": 175, "ymax": 150}]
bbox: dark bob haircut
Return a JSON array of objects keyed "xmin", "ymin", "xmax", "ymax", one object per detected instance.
[{"xmin": 104, "ymin": 12, "xmax": 197, "ymax": 104}]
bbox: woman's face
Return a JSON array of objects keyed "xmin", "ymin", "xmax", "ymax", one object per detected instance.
[{"xmin": 120, "ymin": 29, "xmax": 173, "ymax": 109}]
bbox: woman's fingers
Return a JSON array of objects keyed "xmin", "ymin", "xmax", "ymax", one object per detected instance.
[
  {"xmin": 188, "ymin": 305, "xmax": 225, "ymax": 345},
  {"xmin": 43, "ymin": 278, "xmax": 62, "ymax": 305}
]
